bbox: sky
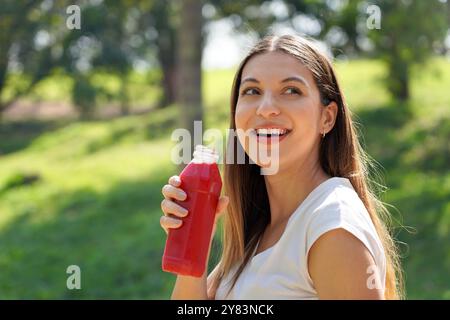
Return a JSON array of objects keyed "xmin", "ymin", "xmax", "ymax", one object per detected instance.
[
  {"xmin": 202, "ymin": 18, "xmax": 256, "ymax": 70},
  {"xmin": 201, "ymin": 17, "xmax": 332, "ymax": 71},
  {"xmin": 201, "ymin": 0, "xmax": 294, "ymax": 70}
]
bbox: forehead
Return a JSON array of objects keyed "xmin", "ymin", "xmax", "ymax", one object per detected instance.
[{"xmin": 241, "ymin": 51, "xmax": 313, "ymax": 83}]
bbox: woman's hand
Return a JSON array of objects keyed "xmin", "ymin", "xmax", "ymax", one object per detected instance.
[
  {"xmin": 160, "ymin": 175, "xmax": 228, "ymax": 300},
  {"xmin": 160, "ymin": 175, "xmax": 229, "ymax": 234}
]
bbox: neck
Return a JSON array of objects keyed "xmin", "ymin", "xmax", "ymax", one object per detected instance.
[{"xmin": 263, "ymin": 157, "xmax": 330, "ymax": 227}]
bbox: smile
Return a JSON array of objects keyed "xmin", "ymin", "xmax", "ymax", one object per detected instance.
[{"xmin": 252, "ymin": 128, "xmax": 292, "ymax": 144}]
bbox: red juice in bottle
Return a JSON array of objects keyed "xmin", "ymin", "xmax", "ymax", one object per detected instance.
[{"xmin": 162, "ymin": 145, "xmax": 222, "ymax": 277}]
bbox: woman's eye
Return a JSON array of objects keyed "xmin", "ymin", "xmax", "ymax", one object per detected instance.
[
  {"xmin": 241, "ymin": 88, "xmax": 259, "ymax": 96},
  {"xmin": 240, "ymin": 87, "xmax": 301, "ymax": 96},
  {"xmin": 284, "ymin": 87, "xmax": 301, "ymax": 95}
]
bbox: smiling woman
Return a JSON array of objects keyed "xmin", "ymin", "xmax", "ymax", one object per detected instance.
[
  {"xmin": 234, "ymin": 50, "xmax": 336, "ymax": 172},
  {"xmin": 160, "ymin": 34, "xmax": 403, "ymax": 300}
]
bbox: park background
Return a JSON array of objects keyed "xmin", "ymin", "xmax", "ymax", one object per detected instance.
[{"xmin": 0, "ymin": 0, "xmax": 449, "ymax": 299}]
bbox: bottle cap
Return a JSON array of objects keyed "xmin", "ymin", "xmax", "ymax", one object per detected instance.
[{"xmin": 192, "ymin": 145, "xmax": 219, "ymax": 164}]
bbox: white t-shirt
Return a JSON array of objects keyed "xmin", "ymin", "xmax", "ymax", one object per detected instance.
[{"xmin": 215, "ymin": 177, "xmax": 386, "ymax": 300}]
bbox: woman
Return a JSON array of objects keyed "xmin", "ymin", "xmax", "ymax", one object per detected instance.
[{"xmin": 160, "ymin": 34, "xmax": 403, "ymax": 299}]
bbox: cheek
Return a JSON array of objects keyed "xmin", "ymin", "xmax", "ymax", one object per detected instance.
[
  {"xmin": 234, "ymin": 104, "xmax": 252, "ymax": 129},
  {"xmin": 286, "ymin": 105, "xmax": 321, "ymax": 156},
  {"xmin": 291, "ymin": 101, "xmax": 320, "ymax": 132}
]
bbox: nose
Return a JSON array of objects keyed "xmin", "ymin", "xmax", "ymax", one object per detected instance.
[{"xmin": 256, "ymin": 92, "xmax": 280, "ymax": 118}]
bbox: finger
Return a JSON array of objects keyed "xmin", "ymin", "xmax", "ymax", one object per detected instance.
[
  {"xmin": 161, "ymin": 199, "xmax": 189, "ymax": 217},
  {"xmin": 215, "ymin": 196, "xmax": 229, "ymax": 217},
  {"xmin": 168, "ymin": 175, "xmax": 181, "ymax": 187},
  {"xmin": 160, "ymin": 215, "xmax": 183, "ymax": 233},
  {"xmin": 162, "ymin": 184, "xmax": 187, "ymax": 201}
]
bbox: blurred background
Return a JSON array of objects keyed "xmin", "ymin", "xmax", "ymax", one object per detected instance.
[{"xmin": 0, "ymin": 0, "xmax": 449, "ymax": 299}]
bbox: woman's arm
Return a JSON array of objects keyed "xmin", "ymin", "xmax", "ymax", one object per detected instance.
[
  {"xmin": 171, "ymin": 240, "xmax": 215, "ymax": 300},
  {"xmin": 171, "ymin": 234, "xmax": 219, "ymax": 300},
  {"xmin": 161, "ymin": 174, "xmax": 229, "ymax": 299},
  {"xmin": 308, "ymin": 228, "xmax": 384, "ymax": 299},
  {"xmin": 171, "ymin": 262, "xmax": 220, "ymax": 300},
  {"xmin": 171, "ymin": 273, "xmax": 208, "ymax": 300}
]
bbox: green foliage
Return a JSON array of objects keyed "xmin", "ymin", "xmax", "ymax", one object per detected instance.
[
  {"xmin": 0, "ymin": 0, "xmax": 172, "ymax": 118},
  {"xmin": 0, "ymin": 1, "xmax": 70, "ymax": 110},
  {"xmin": 0, "ymin": 107, "xmax": 177, "ymax": 298},
  {"xmin": 368, "ymin": 0, "xmax": 449, "ymax": 101}
]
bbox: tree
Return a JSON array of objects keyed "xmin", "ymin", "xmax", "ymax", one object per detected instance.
[
  {"xmin": 0, "ymin": 0, "xmax": 69, "ymax": 121},
  {"xmin": 59, "ymin": 1, "xmax": 137, "ymax": 117},
  {"xmin": 72, "ymin": 74, "xmax": 97, "ymax": 120},
  {"xmin": 213, "ymin": 0, "xmax": 449, "ymax": 102},
  {"xmin": 176, "ymin": 0, "xmax": 205, "ymax": 159},
  {"xmin": 63, "ymin": 0, "xmax": 180, "ymax": 112},
  {"xmin": 0, "ymin": 0, "xmax": 176, "ymax": 119},
  {"xmin": 152, "ymin": 0, "xmax": 177, "ymax": 109},
  {"xmin": 365, "ymin": 0, "xmax": 449, "ymax": 101}
]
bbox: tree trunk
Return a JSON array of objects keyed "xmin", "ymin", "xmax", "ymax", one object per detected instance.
[
  {"xmin": 388, "ymin": 57, "xmax": 410, "ymax": 102},
  {"xmin": 157, "ymin": 27, "xmax": 177, "ymax": 109},
  {"xmin": 0, "ymin": 59, "xmax": 8, "ymax": 122},
  {"xmin": 120, "ymin": 77, "xmax": 130, "ymax": 116},
  {"xmin": 0, "ymin": 103, "xmax": 4, "ymax": 123},
  {"xmin": 152, "ymin": 0, "xmax": 177, "ymax": 109},
  {"xmin": 177, "ymin": 0, "xmax": 204, "ymax": 160},
  {"xmin": 396, "ymin": 64, "xmax": 410, "ymax": 102}
]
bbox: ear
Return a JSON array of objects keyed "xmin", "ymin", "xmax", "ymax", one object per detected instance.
[{"xmin": 321, "ymin": 101, "xmax": 338, "ymax": 135}]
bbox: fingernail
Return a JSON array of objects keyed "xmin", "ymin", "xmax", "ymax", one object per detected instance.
[
  {"xmin": 182, "ymin": 209, "xmax": 188, "ymax": 216},
  {"xmin": 180, "ymin": 192, "xmax": 187, "ymax": 200}
]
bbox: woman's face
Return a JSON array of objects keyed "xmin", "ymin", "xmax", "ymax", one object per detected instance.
[{"xmin": 235, "ymin": 51, "xmax": 331, "ymax": 172}]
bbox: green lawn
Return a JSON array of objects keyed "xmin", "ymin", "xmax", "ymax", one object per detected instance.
[{"xmin": 0, "ymin": 58, "xmax": 449, "ymax": 299}]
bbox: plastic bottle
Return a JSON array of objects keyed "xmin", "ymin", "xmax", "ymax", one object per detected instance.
[{"xmin": 162, "ymin": 145, "xmax": 222, "ymax": 277}]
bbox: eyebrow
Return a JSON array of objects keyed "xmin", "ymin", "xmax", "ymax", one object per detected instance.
[{"xmin": 240, "ymin": 76, "xmax": 310, "ymax": 88}]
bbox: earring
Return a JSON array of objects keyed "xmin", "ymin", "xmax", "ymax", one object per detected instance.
[{"xmin": 322, "ymin": 131, "xmax": 326, "ymax": 138}]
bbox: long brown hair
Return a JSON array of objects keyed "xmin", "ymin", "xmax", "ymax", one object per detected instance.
[{"xmin": 211, "ymin": 34, "xmax": 403, "ymax": 299}]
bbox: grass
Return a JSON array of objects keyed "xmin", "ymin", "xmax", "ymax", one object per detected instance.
[
  {"xmin": 0, "ymin": 57, "xmax": 449, "ymax": 299},
  {"xmin": 2, "ymin": 69, "xmax": 163, "ymax": 112},
  {"xmin": 0, "ymin": 115, "xmax": 177, "ymax": 298}
]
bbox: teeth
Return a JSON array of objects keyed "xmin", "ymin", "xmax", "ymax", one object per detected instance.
[{"xmin": 255, "ymin": 128, "xmax": 287, "ymax": 136}]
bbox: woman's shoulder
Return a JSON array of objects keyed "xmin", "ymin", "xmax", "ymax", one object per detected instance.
[
  {"xmin": 301, "ymin": 177, "xmax": 386, "ymax": 269},
  {"xmin": 285, "ymin": 177, "xmax": 368, "ymax": 233},
  {"xmin": 315, "ymin": 177, "xmax": 368, "ymax": 215},
  {"xmin": 284, "ymin": 177, "xmax": 381, "ymax": 255},
  {"xmin": 294, "ymin": 177, "xmax": 367, "ymax": 221},
  {"xmin": 304, "ymin": 177, "xmax": 375, "ymax": 234}
]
